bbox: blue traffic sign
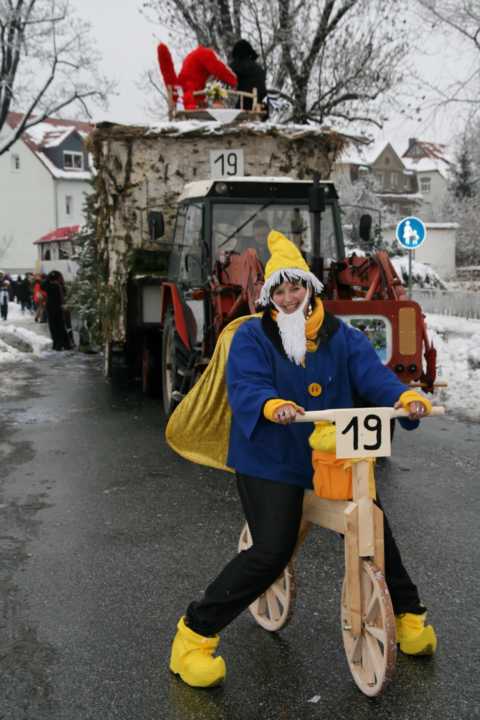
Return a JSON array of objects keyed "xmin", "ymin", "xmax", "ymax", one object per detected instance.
[{"xmin": 395, "ymin": 216, "xmax": 426, "ymax": 250}]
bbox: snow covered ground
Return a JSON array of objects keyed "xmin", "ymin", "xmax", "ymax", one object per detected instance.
[
  {"xmin": 0, "ymin": 301, "xmax": 479, "ymax": 423},
  {"xmin": 0, "ymin": 302, "xmax": 51, "ymax": 364},
  {"xmin": 426, "ymin": 314, "xmax": 480, "ymax": 423}
]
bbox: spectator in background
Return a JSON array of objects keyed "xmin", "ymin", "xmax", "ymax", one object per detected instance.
[
  {"xmin": 17, "ymin": 274, "xmax": 33, "ymax": 313},
  {"xmin": 33, "ymin": 274, "xmax": 48, "ymax": 323},
  {"xmin": 42, "ymin": 271, "xmax": 72, "ymax": 350},
  {"xmin": 0, "ymin": 281, "xmax": 9, "ymax": 320}
]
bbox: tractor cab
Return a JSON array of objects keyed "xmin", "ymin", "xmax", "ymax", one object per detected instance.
[
  {"xmin": 157, "ymin": 177, "xmax": 436, "ymax": 413},
  {"xmin": 167, "ymin": 177, "xmax": 344, "ymax": 290}
]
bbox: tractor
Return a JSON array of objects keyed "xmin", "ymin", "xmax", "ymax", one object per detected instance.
[{"xmin": 139, "ymin": 176, "xmax": 436, "ymax": 414}]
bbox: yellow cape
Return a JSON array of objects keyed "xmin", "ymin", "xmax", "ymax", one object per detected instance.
[{"xmin": 165, "ymin": 314, "xmax": 260, "ymax": 472}]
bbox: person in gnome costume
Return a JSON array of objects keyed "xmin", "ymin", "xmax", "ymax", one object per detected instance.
[
  {"xmin": 157, "ymin": 43, "xmax": 237, "ymax": 110},
  {"xmin": 229, "ymin": 39, "xmax": 267, "ymax": 113},
  {"xmin": 166, "ymin": 230, "xmax": 437, "ymax": 689}
]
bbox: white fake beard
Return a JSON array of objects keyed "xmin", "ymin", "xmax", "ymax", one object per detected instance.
[{"xmin": 273, "ymin": 291, "xmax": 310, "ymax": 365}]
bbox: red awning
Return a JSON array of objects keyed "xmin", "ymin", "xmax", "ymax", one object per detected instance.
[{"xmin": 34, "ymin": 225, "xmax": 81, "ymax": 244}]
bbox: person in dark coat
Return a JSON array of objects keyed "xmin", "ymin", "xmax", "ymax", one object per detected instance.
[
  {"xmin": 16, "ymin": 275, "xmax": 32, "ymax": 312},
  {"xmin": 229, "ymin": 39, "xmax": 267, "ymax": 114},
  {"xmin": 42, "ymin": 271, "xmax": 72, "ymax": 350},
  {"xmin": 0, "ymin": 281, "xmax": 9, "ymax": 320}
]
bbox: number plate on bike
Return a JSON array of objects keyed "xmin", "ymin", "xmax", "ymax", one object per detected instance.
[{"xmin": 335, "ymin": 408, "xmax": 392, "ymax": 459}]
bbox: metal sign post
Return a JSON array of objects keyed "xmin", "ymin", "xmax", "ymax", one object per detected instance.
[
  {"xmin": 408, "ymin": 250, "xmax": 413, "ymax": 299},
  {"xmin": 395, "ymin": 216, "xmax": 427, "ymax": 298}
]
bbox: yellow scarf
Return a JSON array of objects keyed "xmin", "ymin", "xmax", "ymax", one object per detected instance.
[{"xmin": 305, "ymin": 299, "xmax": 325, "ymax": 350}]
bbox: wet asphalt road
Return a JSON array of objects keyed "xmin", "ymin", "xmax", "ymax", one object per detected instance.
[{"xmin": 0, "ymin": 352, "xmax": 479, "ymax": 720}]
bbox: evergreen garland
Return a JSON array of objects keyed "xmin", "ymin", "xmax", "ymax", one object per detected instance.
[{"xmin": 68, "ymin": 184, "xmax": 104, "ymax": 351}]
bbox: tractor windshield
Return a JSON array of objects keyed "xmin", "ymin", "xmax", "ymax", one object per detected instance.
[{"xmin": 211, "ymin": 202, "xmax": 339, "ymax": 267}]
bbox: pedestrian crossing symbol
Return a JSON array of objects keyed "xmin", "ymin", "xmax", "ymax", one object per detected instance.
[{"xmin": 395, "ymin": 216, "xmax": 426, "ymax": 250}]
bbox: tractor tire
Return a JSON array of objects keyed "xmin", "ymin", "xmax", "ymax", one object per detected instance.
[{"xmin": 161, "ymin": 310, "xmax": 187, "ymax": 416}]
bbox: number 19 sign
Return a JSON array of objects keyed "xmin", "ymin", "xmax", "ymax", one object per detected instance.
[
  {"xmin": 210, "ymin": 148, "xmax": 244, "ymax": 178},
  {"xmin": 335, "ymin": 408, "xmax": 392, "ymax": 459}
]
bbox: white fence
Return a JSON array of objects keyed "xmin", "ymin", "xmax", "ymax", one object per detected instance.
[{"xmin": 413, "ymin": 289, "xmax": 480, "ymax": 320}]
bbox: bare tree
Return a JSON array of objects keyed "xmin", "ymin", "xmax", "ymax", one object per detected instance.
[
  {"xmin": 0, "ymin": 0, "xmax": 113, "ymax": 156},
  {"xmin": 142, "ymin": 0, "xmax": 412, "ymax": 126},
  {"xmin": 415, "ymin": 1, "xmax": 480, "ymax": 110},
  {"xmin": 0, "ymin": 234, "xmax": 13, "ymax": 262}
]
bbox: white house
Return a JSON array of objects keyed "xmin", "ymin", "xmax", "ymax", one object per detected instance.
[
  {"xmin": 0, "ymin": 112, "xmax": 93, "ymax": 274},
  {"xmin": 331, "ymin": 138, "xmax": 457, "ymax": 279},
  {"xmin": 34, "ymin": 225, "xmax": 81, "ymax": 281},
  {"xmin": 331, "ymin": 141, "xmax": 424, "ymax": 217},
  {"xmin": 383, "ymin": 222, "xmax": 458, "ymax": 279},
  {"xmin": 401, "ymin": 139, "xmax": 453, "ymax": 222}
]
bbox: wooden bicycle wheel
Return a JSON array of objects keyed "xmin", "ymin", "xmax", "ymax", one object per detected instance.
[
  {"xmin": 238, "ymin": 522, "xmax": 296, "ymax": 632},
  {"xmin": 341, "ymin": 560, "xmax": 396, "ymax": 696}
]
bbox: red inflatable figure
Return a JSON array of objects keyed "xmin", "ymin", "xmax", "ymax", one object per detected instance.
[{"xmin": 157, "ymin": 44, "xmax": 237, "ymax": 110}]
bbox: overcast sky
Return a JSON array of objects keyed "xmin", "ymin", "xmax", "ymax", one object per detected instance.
[{"xmin": 70, "ymin": 0, "xmax": 477, "ymax": 155}]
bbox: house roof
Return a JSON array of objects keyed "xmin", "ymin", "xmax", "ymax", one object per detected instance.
[
  {"xmin": 401, "ymin": 138, "xmax": 454, "ymax": 179},
  {"xmin": 403, "ymin": 139, "xmax": 452, "ymax": 163},
  {"xmin": 34, "ymin": 225, "xmax": 81, "ymax": 244},
  {"xmin": 337, "ymin": 140, "xmax": 412, "ymax": 172},
  {"xmin": 402, "ymin": 156, "xmax": 452, "ymax": 180},
  {"xmin": 6, "ymin": 112, "xmax": 94, "ymax": 180}
]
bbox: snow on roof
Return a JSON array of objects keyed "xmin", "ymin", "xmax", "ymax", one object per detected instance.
[
  {"xmin": 94, "ymin": 119, "xmax": 368, "ymax": 147},
  {"xmin": 34, "ymin": 225, "xmax": 81, "ymax": 244},
  {"xmin": 376, "ymin": 192, "xmax": 424, "ymax": 202},
  {"xmin": 402, "ymin": 156, "xmax": 452, "ymax": 180},
  {"xmin": 403, "ymin": 139, "xmax": 453, "ymax": 163},
  {"xmin": 36, "ymin": 151, "xmax": 92, "ymax": 181},
  {"xmin": 6, "ymin": 112, "xmax": 94, "ymax": 180},
  {"xmin": 336, "ymin": 140, "xmax": 414, "ymax": 169}
]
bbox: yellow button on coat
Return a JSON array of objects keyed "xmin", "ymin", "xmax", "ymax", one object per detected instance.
[{"xmin": 308, "ymin": 383, "xmax": 322, "ymax": 397}]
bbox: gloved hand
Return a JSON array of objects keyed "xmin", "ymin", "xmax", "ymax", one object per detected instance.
[{"xmin": 397, "ymin": 390, "xmax": 432, "ymax": 420}]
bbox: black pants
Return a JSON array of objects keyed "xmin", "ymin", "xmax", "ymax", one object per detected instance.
[{"xmin": 186, "ymin": 474, "xmax": 424, "ymax": 637}]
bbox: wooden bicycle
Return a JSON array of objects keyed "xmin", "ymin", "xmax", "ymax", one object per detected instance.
[{"xmin": 238, "ymin": 405, "xmax": 445, "ymax": 696}]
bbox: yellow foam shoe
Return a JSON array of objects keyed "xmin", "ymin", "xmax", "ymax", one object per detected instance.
[
  {"xmin": 170, "ymin": 617, "xmax": 226, "ymax": 688},
  {"xmin": 395, "ymin": 612, "xmax": 437, "ymax": 655}
]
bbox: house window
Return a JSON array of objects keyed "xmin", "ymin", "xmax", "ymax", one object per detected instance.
[
  {"xmin": 65, "ymin": 195, "xmax": 73, "ymax": 216},
  {"xmin": 59, "ymin": 241, "xmax": 72, "ymax": 260},
  {"xmin": 420, "ymin": 176, "xmax": 431, "ymax": 194},
  {"xmin": 11, "ymin": 153, "xmax": 20, "ymax": 171},
  {"xmin": 391, "ymin": 172, "xmax": 399, "ymax": 188},
  {"xmin": 63, "ymin": 151, "xmax": 83, "ymax": 170}
]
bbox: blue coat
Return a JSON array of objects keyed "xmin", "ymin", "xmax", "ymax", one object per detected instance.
[{"xmin": 226, "ymin": 313, "xmax": 415, "ymax": 488}]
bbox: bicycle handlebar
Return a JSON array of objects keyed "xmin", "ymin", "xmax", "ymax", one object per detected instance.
[{"xmin": 293, "ymin": 406, "xmax": 445, "ymax": 424}]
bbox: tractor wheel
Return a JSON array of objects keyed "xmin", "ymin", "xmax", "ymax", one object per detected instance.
[{"xmin": 161, "ymin": 310, "xmax": 188, "ymax": 416}]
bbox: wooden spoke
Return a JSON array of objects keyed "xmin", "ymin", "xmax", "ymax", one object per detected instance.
[
  {"xmin": 347, "ymin": 634, "xmax": 363, "ymax": 665},
  {"xmin": 266, "ymin": 588, "xmax": 282, "ymax": 621},
  {"xmin": 364, "ymin": 632, "xmax": 386, "ymax": 680},
  {"xmin": 361, "ymin": 637, "xmax": 376, "ymax": 687},
  {"xmin": 237, "ymin": 522, "xmax": 297, "ymax": 632},
  {"xmin": 270, "ymin": 576, "xmax": 289, "ymax": 606},
  {"xmin": 365, "ymin": 589, "xmax": 380, "ymax": 624},
  {"xmin": 341, "ymin": 561, "xmax": 396, "ymax": 697},
  {"xmin": 365, "ymin": 623, "xmax": 386, "ymax": 644}
]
